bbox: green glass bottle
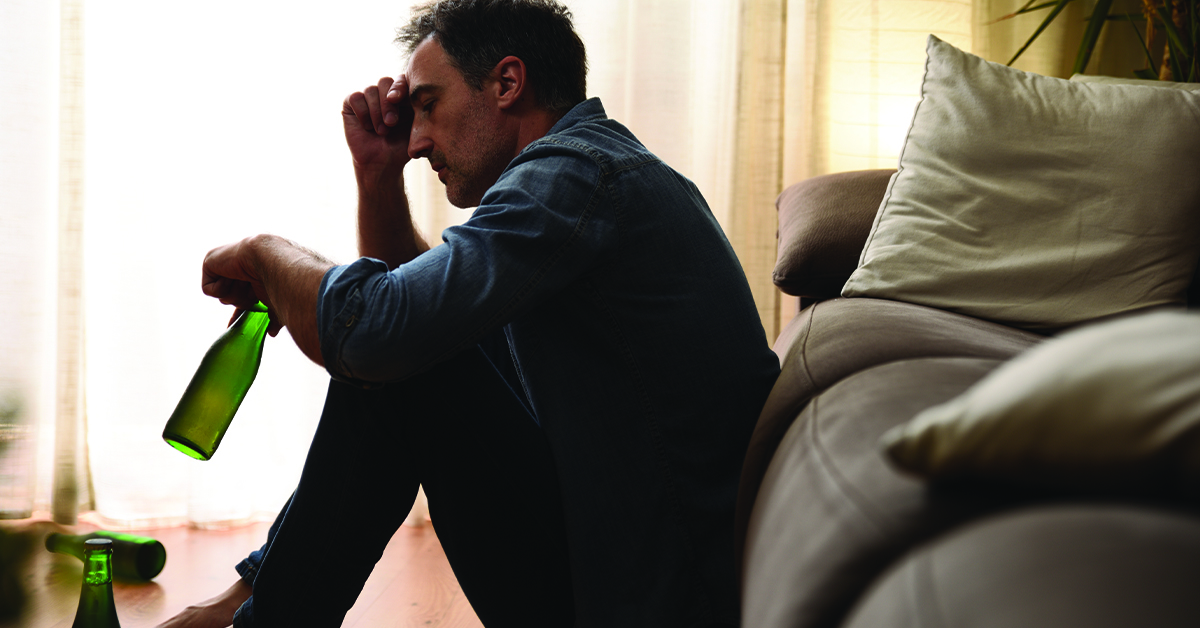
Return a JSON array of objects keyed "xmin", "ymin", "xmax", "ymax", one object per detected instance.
[
  {"xmin": 71, "ymin": 538, "xmax": 121, "ymax": 628},
  {"xmin": 46, "ymin": 531, "xmax": 166, "ymax": 581},
  {"xmin": 162, "ymin": 303, "xmax": 269, "ymax": 461}
]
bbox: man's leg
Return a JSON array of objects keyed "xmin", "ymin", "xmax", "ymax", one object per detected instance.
[{"xmin": 233, "ymin": 345, "xmax": 574, "ymax": 627}]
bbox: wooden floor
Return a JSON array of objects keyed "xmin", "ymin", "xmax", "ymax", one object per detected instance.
[{"xmin": 0, "ymin": 517, "xmax": 484, "ymax": 628}]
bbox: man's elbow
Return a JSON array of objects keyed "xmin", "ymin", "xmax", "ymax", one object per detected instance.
[{"xmin": 324, "ymin": 338, "xmax": 424, "ymax": 386}]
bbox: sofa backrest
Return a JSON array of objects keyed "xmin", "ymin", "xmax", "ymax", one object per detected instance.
[{"xmin": 774, "ymin": 169, "xmax": 1200, "ymax": 323}]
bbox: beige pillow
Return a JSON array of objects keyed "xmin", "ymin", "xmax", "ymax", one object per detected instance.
[
  {"xmin": 1069, "ymin": 73, "xmax": 1200, "ymax": 92},
  {"xmin": 882, "ymin": 310, "xmax": 1200, "ymax": 494},
  {"xmin": 841, "ymin": 35, "xmax": 1200, "ymax": 332}
]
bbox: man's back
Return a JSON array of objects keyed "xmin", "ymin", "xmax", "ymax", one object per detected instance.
[{"xmin": 476, "ymin": 98, "xmax": 780, "ymax": 625}]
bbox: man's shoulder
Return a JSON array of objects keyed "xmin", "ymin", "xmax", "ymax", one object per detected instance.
[{"xmin": 522, "ymin": 99, "xmax": 658, "ymax": 174}]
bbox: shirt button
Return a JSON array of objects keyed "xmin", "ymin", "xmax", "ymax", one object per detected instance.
[{"xmin": 345, "ymin": 315, "xmax": 357, "ymax": 328}]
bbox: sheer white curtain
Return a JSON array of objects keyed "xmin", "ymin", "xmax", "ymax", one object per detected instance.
[
  {"xmin": 2, "ymin": 0, "xmax": 1142, "ymax": 528},
  {"xmin": 0, "ymin": 0, "xmax": 61, "ymax": 520},
  {"xmin": 79, "ymin": 1, "xmax": 434, "ymax": 527},
  {"xmin": 0, "ymin": 0, "xmax": 431, "ymax": 527}
]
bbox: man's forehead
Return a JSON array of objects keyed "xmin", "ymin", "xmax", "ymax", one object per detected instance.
[{"xmin": 405, "ymin": 36, "xmax": 452, "ymax": 93}]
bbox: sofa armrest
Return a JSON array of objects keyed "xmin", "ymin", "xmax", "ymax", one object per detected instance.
[{"xmin": 773, "ymin": 169, "xmax": 894, "ymax": 299}]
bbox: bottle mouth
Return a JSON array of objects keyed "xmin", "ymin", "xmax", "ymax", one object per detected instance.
[{"xmin": 85, "ymin": 538, "xmax": 113, "ymax": 550}]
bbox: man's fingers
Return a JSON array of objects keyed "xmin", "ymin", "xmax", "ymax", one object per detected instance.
[
  {"xmin": 377, "ymin": 76, "xmax": 399, "ymax": 127},
  {"xmin": 344, "ymin": 91, "xmax": 376, "ymax": 136},
  {"xmin": 344, "ymin": 78, "xmax": 402, "ymax": 137},
  {"xmin": 203, "ymin": 278, "xmax": 258, "ymax": 310},
  {"xmin": 363, "ymin": 85, "xmax": 385, "ymax": 136},
  {"xmin": 386, "ymin": 74, "xmax": 408, "ymax": 102},
  {"xmin": 201, "ymin": 275, "xmax": 229, "ymax": 299}
]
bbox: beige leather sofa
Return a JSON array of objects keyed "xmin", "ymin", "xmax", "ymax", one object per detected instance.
[{"xmin": 735, "ymin": 169, "xmax": 1200, "ymax": 628}]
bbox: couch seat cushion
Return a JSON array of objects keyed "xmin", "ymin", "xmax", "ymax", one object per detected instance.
[
  {"xmin": 735, "ymin": 298, "xmax": 1042, "ymax": 578},
  {"xmin": 843, "ymin": 505, "xmax": 1200, "ymax": 628},
  {"xmin": 743, "ymin": 357, "xmax": 1016, "ymax": 628}
]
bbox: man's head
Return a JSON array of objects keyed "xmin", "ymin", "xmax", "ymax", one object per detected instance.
[
  {"xmin": 397, "ymin": 0, "xmax": 587, "ymax": 116},
  {"xmin": 395, "ymin": 0, "xmax": 588, "ymax": 208}
]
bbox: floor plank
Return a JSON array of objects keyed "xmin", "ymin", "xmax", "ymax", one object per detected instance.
[
  {"xmin": 349, "ymin": 528, "xmax": 473, "ymax": 628},
  {"xmin": 0, "ymin": 517, "xmax": 483, "ymax": 627}
]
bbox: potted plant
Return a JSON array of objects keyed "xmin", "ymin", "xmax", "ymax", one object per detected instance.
[{"xmin": 1000, "ymin": 0, "xmax": 1197, "ymax": 81}]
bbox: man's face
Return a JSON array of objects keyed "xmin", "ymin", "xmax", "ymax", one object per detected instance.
[{"xmin": 405, "ymin": 37, "xmax": 514, "ymax": 208}]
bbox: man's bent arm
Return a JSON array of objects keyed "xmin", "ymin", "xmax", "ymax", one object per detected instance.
[{"xmin": 344, "ymin": 74, "xmax": 430, "ymax": 268}]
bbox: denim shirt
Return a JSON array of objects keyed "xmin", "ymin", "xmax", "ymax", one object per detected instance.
[{"xmin": 317, "ymin": 98, "xmax": 779, "ymax": 625}]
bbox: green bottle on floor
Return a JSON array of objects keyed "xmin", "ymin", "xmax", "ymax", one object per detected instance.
[
  {"xmin": 71, "ymin": 538, "xmax": 121, "ymax": 628},
  {"xmin": 46, "ymin": 531, "xmax": 166, "ymax": 581},
  {"xmin": 162, "ymin": 303, "xmax": 270, "ymax": 460}
]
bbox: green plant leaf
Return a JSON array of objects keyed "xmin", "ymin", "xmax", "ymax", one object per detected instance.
[
  {"xmin": 1148, "ymin": 1, "xmax": 1186, "ymax": 80},
  {"xmin": 1008, "ymin": 0, "xmax": 1079, "ymax": 66},
  {"xmin": 990, "ymin": 0, "xmax": 1054, "ymax": 23},
  {"xmin": 1155, "ymin": 2, "xmax": 1188, "ymax": 58},
  {"xmin": 1073, "ymin": 0, "xmax": 1115, "ymax": 74},
  {"xmin": 1190, "ymin": 0, "xmax": 1198, "ymax": 81},
  {"xmin": 1103, "ymin": 12, "xmax": 1145, "ymax": 22},
  {"xmin": 1133, "ymin": 67, "xmax": 1160, "ymax": 79},
  {"xmin": 988, "ymin": 1, "xmax": 1061, "ymax": 27},
  {"xmin": 1122, "ymin": 9, "xmax": 1158, "ymax": 73},
  {"xmin": 1152, "ymin": 1, "xmax": 1190, "ymax": 69}
]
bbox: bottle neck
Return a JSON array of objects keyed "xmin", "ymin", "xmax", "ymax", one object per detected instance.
[{"xmin": 84, "ymin": 548, "xmax": 114, "ymax": 586}]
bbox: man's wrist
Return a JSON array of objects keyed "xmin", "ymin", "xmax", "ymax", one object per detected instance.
[
  {"xmin": 243, "ymin": 234, "xmax": 334, "ymax": 301},
  {"xmin": 354, "ymin": 162, "xmax": 408, "ymax": 193},
  {"xmin": 243, "ymin": 234, "xmax": 282, "ymax": 281}
]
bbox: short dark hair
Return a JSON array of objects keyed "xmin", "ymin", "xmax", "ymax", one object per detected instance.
[{"xmin": 396, "ymin": 0, "xmax": 588, "ymax": 114}]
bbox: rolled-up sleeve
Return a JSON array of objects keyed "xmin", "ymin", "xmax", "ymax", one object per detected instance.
[{"xmin": 316, "ymin": 141, "xmax": 616, "ymax": 387}]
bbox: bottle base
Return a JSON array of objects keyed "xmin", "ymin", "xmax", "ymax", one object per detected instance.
[{"xmin": 163, "ymin": 436, "xmax": 211, "ymax": 461}]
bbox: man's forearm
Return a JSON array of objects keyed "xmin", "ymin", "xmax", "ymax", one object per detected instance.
[
  {"xmin": 245, "ymin": 234, "xmax": 335, "ymax": 366},
  {"xmin": 356, "ymin": 167, "xmax": 430, "ymax": 268}
]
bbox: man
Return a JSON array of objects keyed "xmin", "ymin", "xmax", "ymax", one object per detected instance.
[{"xmin": 159, "ymin": 1, "xmax": 778, "ymax": 626}]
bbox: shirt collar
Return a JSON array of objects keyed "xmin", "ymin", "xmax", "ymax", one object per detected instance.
[{"xmin": 545, "ymin": 97, "xmax": 607, "ymax": 136}]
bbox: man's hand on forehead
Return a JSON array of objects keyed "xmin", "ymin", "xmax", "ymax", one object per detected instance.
[
  {"xmin": 347, "ymin": 76, "xmax": 408, "ymax": 137},
  {"xmin": 341, "ymin": 75, "xmax": 414, "ymax": 172}
]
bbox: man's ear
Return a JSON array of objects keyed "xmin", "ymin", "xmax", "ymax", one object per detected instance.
[{"xmin": 491, "ymin": 55, "xmax": 527, "ymax": 110}]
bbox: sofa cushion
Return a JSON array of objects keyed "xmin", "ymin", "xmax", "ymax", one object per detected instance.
[
  {"xmin": 841, "ymin": 35, "xmax": 1200, "ymax": 332},
  {"xmin": 883, "ymin": 310, "xmax": 1200, "ymax": 496},
  {"xmin": 773, "ymin": 169, "xmax": 895, "ymax": 299},
  {"xmin": 742, "ymin": 357, "xmax": 1017, "ymax": 628},
  {"xmin": 842, "ymin": 506, "xmax": 1200, "ymax": 628},
  {"xmin": 734, "ymin": 298, "xmax": 1042, "ymax": 617}
]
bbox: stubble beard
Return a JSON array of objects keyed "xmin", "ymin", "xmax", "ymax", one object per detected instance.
[{"xmin": 440, "ymin": 95, "xmax": 512, "ymax": 209}]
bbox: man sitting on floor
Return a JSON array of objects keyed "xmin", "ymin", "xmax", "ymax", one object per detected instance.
[{"xmin": 158, "ymin": 1, "xmax": 778, "ymax": 626}]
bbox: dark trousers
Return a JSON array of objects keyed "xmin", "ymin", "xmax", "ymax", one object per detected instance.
[{"xmin": 232, "ymin": 345, "xmax": 576, "ymax": 627}]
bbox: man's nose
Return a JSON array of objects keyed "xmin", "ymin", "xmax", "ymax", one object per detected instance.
[{"xmin": 408, "ymin": 122, "xmax": 432, "ymax": 160}]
